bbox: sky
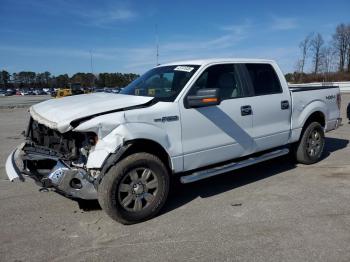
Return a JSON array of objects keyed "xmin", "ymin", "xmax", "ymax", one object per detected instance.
[{"xmin": 0, "ymin": 0, "xmax": 349, "ymax": 76}]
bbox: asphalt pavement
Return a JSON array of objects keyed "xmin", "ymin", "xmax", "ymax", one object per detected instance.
[
  {"xmin": 1, "ymin": 95, "xmax": 350, "ymax": 262},
  {"xmin": 0, "ymin": 95, "xmax": 51, "ymax": 108}
]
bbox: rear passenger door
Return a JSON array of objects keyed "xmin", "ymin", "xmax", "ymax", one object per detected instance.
[{"xmin": 243, "ymin": 63, "xmax": 291, "ymax": 151}]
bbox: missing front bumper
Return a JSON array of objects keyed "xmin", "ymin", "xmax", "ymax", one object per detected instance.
[{"xmin": 5, "ymin": 143, "xmax": 97, "ymax": 200}]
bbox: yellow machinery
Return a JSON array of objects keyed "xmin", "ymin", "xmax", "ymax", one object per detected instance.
[
  {"xmin": 55, "ymin": 88, "xmax": 72, "ymax": 98},
  {"xmin": 55, "ymin": 83, "xmax": 91, "ymax": 98}
]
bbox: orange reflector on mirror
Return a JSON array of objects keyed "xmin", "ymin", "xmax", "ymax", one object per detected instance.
[{"xmin": 202, "ymin": 98, "xmax": 218, "ymax": 103}]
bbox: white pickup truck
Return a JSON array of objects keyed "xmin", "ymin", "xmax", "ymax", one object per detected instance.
[{"xmin": 6, "ymin": 58, "xmax": 342, "ymax": 224}]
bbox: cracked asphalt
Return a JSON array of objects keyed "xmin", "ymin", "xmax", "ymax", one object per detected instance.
[{"xmin": 1, "ymin": 95, "xmax": 350, "ymax": 262}]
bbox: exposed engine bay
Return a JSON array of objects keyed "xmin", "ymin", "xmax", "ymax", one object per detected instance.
[
  {"xmin": 19, "ymin": 118, "xmax": 99, "ymax": 199},
  {"xmin": 27, "ymin": 118, "xmax": 97, "ymax": 161}
]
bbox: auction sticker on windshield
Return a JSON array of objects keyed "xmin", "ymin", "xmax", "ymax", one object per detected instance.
[{"xmin": 174, "ymin": 66, "xmax": 194, "ymax": 72}]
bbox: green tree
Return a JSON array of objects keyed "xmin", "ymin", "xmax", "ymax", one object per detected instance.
[
  {"xmin": 43, "ymin": 71, "xmax": 51, "ymax": 87},
  {"xmin": 56, "ymin": 74, "xmax": 69, "ymax": 88},
  {"xmin": 97, "ymin": 73, "xmax": 107, "ymax": 87},
  {"xmin": 0, "ymin": 70, "xmax": 10, "ymax": 87},
  {"xmin": 17, "ymin": 71, "xmax": 36, "ymax": 87},
  {"xmin": 71, "ymin": 73, "xmax": 96, "ymax": 87}
]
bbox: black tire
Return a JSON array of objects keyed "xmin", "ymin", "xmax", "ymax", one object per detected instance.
[
  {"xmin": 294, "ymin": 122, "xmax": 325, "ymax": 164},
  {"xmin": 98, "ymin": 152, "xmax": 169, "ymax": 224}
]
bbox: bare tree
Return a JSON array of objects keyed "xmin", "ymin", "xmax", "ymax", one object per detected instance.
[
  {"xmin": 346, "ymin": 24, "xmax": 350, "ymax": 72},
  {"xmin": 310, "ymin": 33, "xmax": 324, "ymax": 74},
  {"xmin": 320, "ymin": 46, "xmax": 336, "ymax": 74},
  {"xmin": 298, "ymin": 33, "xmax": 313, "ymax": 74},
  {"xmin": 332, "ymin": 23, "xmax": 349, "ymax": 72}
]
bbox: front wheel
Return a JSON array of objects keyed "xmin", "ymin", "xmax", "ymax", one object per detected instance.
[
  {"xmin": 98, "ymin": 153, "xmax": 170, "ymax": 224},
  {"xmin": 294, "ymin": 122, "xmax": 325, "ymax": 164}
]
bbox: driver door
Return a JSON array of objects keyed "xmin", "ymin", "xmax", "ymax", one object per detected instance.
[{"xmin": 179, "ymin": 63, "xmax": 255, "ymax": 171}]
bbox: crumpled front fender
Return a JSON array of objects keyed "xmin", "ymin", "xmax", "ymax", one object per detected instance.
[{"xmin": 84, "ymin": 122, "xmax": 171, "ymax": 169}]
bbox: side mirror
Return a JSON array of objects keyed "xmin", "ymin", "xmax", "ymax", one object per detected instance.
[{"xmin": 186, "ymin": 88, "xmax": 221, "ymax": 108}]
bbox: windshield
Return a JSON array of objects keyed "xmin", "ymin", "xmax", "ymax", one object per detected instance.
[{"xmin": 120, "ymin": 65, "xmax": 200, "ymax": 102}]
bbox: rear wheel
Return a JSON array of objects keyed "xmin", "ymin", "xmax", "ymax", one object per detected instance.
[
  {"xmin": 294, "ymin": 122, "xmax": 325, "ymax": 164},
  {"xmin": 98, "ymin": 153, "xmax": 169, "ymax": 224}
]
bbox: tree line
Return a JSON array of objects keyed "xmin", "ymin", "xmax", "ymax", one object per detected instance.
[
  {"xmin": 286, "ymin": 23, "xmax": 350, "ymax": 83},
  {"xmin": 0, "ymin": 71, "xmax": 139, "ymax": 89}
]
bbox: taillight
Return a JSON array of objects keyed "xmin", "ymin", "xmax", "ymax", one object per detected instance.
[{"xmin": 337, "ymin": 93, "xmax": 341, "ymax": 110}]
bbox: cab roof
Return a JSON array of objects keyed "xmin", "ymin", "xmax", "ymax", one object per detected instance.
[{"xmin": 159, "ymin": 58, "xmax": 276, "ymax": 67}]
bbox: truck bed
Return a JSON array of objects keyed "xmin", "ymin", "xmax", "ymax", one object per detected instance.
[{"xmin": 289, "ymin": 84, "xmax": 341, "ymax": 143}]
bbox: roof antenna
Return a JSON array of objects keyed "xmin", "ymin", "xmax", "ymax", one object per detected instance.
[{"xmin": 155, "ymin": 24, "xmax": 159, "ymax": 66}]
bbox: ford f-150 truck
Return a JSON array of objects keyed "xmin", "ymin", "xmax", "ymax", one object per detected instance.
[{"xmin": 6, "ymin": 59, "xmax": 342, "ymax": 224}]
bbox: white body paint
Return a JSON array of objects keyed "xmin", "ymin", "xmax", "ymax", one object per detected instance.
[{"xmin": 8, "ymin": 59, "xmax": 341, "ymax": 178}]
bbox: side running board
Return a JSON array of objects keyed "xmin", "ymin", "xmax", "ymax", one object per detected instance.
[{"xmin": 180, "ymin": 148, "xmax": 289, "ymax": 184}]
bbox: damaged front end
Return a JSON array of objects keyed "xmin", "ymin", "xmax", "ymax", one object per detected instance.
[{"xmin": 6, "ymin": 118, "xmax": 98, "ymax": 200}]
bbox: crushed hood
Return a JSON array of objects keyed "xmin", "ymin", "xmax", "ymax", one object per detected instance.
[{"xmin": 30, "ymin": 93, "xmax": 153, "ymax": 133}]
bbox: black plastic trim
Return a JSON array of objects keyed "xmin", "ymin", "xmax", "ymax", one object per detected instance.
[
  {"xmin": 289, "ymin": 85, "xmax": 339, "ymax": 92},
  {"xmin": 96, "ymin": 143, "xmax": 132, "ymax": 185}
]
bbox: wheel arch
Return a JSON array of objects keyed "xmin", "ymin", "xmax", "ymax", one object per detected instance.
[
  {"xmin": 121, "ymin": 139, "xmax": 172, "ymax": 172},
  {"xmin": 296, "ymin": 111, "xmax": 326, "ymax": 143},
  {"xmin": 295, "ymin": 99, "xmax": 327, "ymax": 130},
  {"xmin": 99, "ymin": 138, "xmax": 173, "ymax": 183},
  {"xmin": 303, "ymin": 111, "xmax": 326, "ymax": 130}
]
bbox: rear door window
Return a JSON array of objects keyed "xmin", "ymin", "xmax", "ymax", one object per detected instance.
[{"xmin": 244, "ymin": 64, "xmax": 282, "ymax": 96}]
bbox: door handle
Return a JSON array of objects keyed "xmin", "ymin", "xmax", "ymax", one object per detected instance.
[
  {"xmin": 241, "ymin": 105, "xmax": 252, "ymax": 116},
  {"xmin": 281, "ymin": 100, "xmax": 289, "ymax": 110}
]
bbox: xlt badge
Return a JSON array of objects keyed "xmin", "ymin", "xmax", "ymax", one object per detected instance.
[{"xmin": 154, "ymin": 116, "xmax": 179, "ymax": 123}]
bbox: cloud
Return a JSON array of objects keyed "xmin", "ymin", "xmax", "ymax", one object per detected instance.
[
  {"xmin": 270, "ymin": 17, "xmax": 298, "ymax": 31},
  {"xmin": 220, "ymin": 19, "xmax": 252, "ymax": 35},
  {"xmin": 77, "ymin": 7, "xmax": 137, "ymax": 27},
  {"xmin": 0, "ymin": 45, "xmax": 155, "ymax": 62},
  {"xmin": 162, "ymin": 21, "xmax": 252, "ymax": 54},
  {"xmin": 230, "ymin": 46, "xmax": 299, "ymax": 73},
  {"xmin": 0, "ymin": 45, "xmax": 91, "ymax": 59},
  {"xmin": 0, "ymin": 44, "xmax": 156, "ymax": 72},
  {"xmin": 0, "ymin": 42, "xmax": 298, "ymax": 74},
  {"xmin": 23, "ymin": 0, "xmax": 137, "ymax": 27},
  {"xmin": 0, "ymin": 20, "xmax": 254, "ymax": 73},
  {"xmin": 0, "ymin": 19, "xmax": 298, "ymax": 73},
  {"xmin": 161, "ymin": 35, "xmax": 235, "ymax": 52}
]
